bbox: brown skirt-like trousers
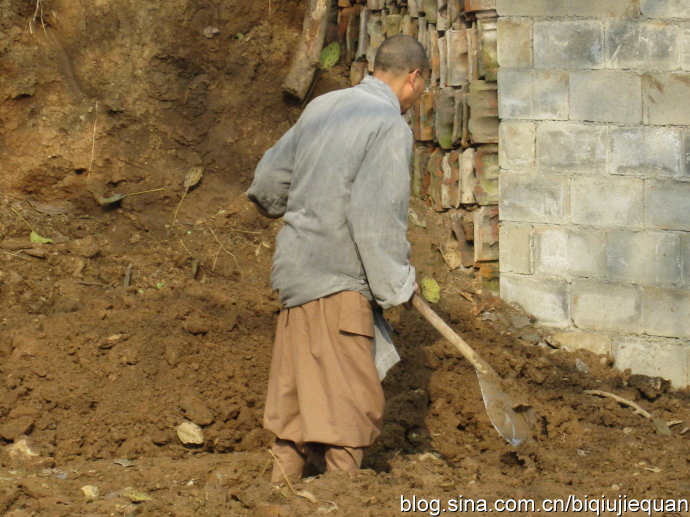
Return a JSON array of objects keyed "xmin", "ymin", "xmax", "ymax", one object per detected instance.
[{"xmin": 263, "ymin": 290, "xmax": 385, "ymax": 449}]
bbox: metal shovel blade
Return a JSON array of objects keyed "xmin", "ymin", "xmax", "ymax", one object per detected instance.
[
  {"xmin": 474, "ymin": 359, "xmax": 534, "ymax": 446},
  {"xmin": 412, "ymin": 295, "xmax": 534, "ymax": 447}
]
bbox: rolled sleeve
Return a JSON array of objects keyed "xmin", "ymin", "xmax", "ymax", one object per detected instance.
[{"xmin": 247, "ymin": 124, "xmax": 298, "ymax": 218}]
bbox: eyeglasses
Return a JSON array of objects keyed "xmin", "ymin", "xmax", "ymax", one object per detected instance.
[{"xmin": 418, "ymin": 71, "xmax": 431, "ymax": 94}]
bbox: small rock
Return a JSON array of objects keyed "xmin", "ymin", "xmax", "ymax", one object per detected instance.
[
  {"xmin": 80, "ymin": 485, "xmax": 99, "ymax": 501},
  {"xmin": 69, "ymin": 236, "xmax": 100, "ymax": 258},
  {"xmin": 203, "ymin": 26, "xmax": 220, "ymax": 38},
  {"xmin": 408, "ymin": 209, "xmax": 427, "ymax": 228},
  {"xmin": 520, "ymin": 332, "xmax": 541, "ymax": 343},
  {"xmin": 575, "ymin": 359, "xmax": 589, "ymax": 374},
  {"xmin": 176, "ymin": 421, "xmax": 204, "ymax": 445},
  {"xmin": 439, "ymin": 241, "xmax": 462, "ymax": 270},
  {"xmin": 510, "ymin": 314, "xmax": 531, "ymax": 329},
  {"xmin": 480, "ymin": 311, "xmax": 496, "ymax": 321},
  {"xmin": 99, "ymin": 333, "xmax": 129, "ymax": 350},
  {"xmin": 7, "ymin": 437, "xmax": 39, "ymax": 458}
]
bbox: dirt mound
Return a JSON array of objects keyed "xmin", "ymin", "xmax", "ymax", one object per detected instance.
[{"xmin": 2, "ymin": 1, "xmax": 690, "ymax": 515}]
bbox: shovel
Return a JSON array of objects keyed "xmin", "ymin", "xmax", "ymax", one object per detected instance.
[{"xmin": 412, "ymin": 294, "xmax": 534, "ymax": 447}]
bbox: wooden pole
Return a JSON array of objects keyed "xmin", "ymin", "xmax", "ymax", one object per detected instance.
[{"xmin": 282, "ymin": 0, "xmax": 331, "ymax": 102}]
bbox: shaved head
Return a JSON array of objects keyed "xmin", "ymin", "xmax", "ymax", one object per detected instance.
[{"xmin": 374, "ymin": 34, "xmax": 430, "ymax": 77}]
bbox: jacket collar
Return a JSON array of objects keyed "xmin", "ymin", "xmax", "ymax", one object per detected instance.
[{"xmin": 358, "ymin": 75, "xmax": 401, "ymax": 113}]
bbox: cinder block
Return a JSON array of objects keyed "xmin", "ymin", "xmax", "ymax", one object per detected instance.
[
  {"xmin": 571, "ymin": 176, "xmax": 643, "ymax": 228},
  {"xmin": 641, "ymin": 0, "xmax": 690, "ymax": 19},
  {"xmin": 499, "ymin": 121, "xmax": 535, "ymax": 172},
  {"xmin": 537, "ymin": 121, "xmax": 607, "ymax": 174},
  {"xmin": 613, "ymin": 336, "xmax": 689, "ymax": 389},
  {"xmin": 609, "ymin": 127, "xmax": 681, "ymax": 178},
  {"xmin": 571, "ymin": 280, "xmax": 643, "ymax": 333},
  {"xmin": 570, "ymin": 71, "xmax": 642, "ymax": 124},
  {"xmin": 680, "ymin": 22, "xmax": 690, "ymax": 71},
  {"xmin": 534, "ymin": 20, "xmax": 605, "ymax": 70},
  {"xmin": 501, "ymin": 273, "xmax": 570, "ymax": 328},
  {"xmin": 569, "ymin": 0, "xmax": 641, "ymax": 17},
  {"xmin": 499, "ymin": 172, "xmax": 569, "ymax": 224},
  {"xmin": 643, "ymin": 73, "xmax": 690, "ymax": 125},
  {"xmin": 497, "ymin": 0, "xmax": 639, "ymax": 17},
  {"xmin": 606, "ymin": 231, "xmax": 681, "ymax": 285},
  {"xmin": 498, "ymin": 69, "xmax": 569, "ymax": 120},
  {"xmin": 606, "ymin": 20, "xmax": 680, "ymax": 71},
  {"xmin": 644, "ymin": 179, "xmax": 690, "ymax": 231},
  {"xmin": 499, "ymin": 222, "xmax": 532, "ymax": 274},
  {"xmin": 643, "ymin": 287, "xmax": 690, "ymax": 338},
  {"xmin": 534, "ymin": 227, "xmax": 606, "ymax": 279},
  {"xmin": 680, "ymin": 129, "xmax": 690, "ymax": 178},
  {"xmin": 497, "ymin": 18, "xmax": 532, "ymax": 68},
  {"xmin": 551, "ymin": 331, "xmax": 612, "ymax": 356},
  {"xmin": 681, "ymin": 234, "xmax": 690, "ymax": 283}
]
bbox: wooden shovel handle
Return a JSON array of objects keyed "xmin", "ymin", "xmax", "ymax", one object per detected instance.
[{"xmin": 412, "ymin": 294, "xmax": 485, "ymax": 372}]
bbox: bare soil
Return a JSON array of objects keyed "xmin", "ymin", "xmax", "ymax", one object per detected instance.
[{"xmin": 1, "ymin": 1, "xmax": 690, "ymax": 516}]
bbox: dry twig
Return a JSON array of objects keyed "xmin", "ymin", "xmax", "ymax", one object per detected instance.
[
  {"xmin": 268, "ymin": 448, "xmax": 296, "ymax": 494},
  {"xmin": 2, "ymin": 250, "xmax": 29, "ymax": 260},
  {"xmin": 584, "ymin": 389, "xmax": 653, "ymax": 419},
  {"xmin": 87, "ymin": 101, "xmax": 99, "ymax": 178},
  {"xmin": 29, "ymin": 0, "xmax": 47, "ymax": 36},
  {"xmin": 207, "ymin": 227, "xmax": 242, "ymax": 278}
]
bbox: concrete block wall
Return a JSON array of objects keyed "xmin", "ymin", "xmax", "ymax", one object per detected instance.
[{"xmin": 497, "ymin": 0, "xmax": 690, "ymax": 387}]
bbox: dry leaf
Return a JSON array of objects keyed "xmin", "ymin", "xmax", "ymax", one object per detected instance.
[
  {"xmin": 29, "ymin": 231, "xmax": 52, "ymax": 244},
  {"xmin": 97, "ymin": 194, "xmax": 126, "ymax": 206},
  {"xmin": 184, "ymin": 166, "xmax": 204, "ymax": 189},
  {"xmin": 296, "ymin": 489, "xmax": 318, "ymax": 503},
  {"xmin": 28, "ymin": 199, "xmax": 72, "ymax": 215},
  {"xmin": 121, "ymin": 486, "xmax": 153, "ymax": 502}
]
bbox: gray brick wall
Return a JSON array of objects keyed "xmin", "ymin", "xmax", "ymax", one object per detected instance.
[{"xmin": 497, "ymin": 5, "xmax": 690, "ymax": 387}]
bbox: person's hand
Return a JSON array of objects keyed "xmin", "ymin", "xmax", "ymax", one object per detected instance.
[{"xmin": 404, "ymin": 282, "xmax": 420, "ymax": 310}]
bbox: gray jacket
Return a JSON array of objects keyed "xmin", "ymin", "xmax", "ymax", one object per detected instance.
[{"xmin": 247, "ymin": 75, "xmax": 416, "ymax": 310}]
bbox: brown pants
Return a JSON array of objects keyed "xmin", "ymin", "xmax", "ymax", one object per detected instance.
[{"xmin": 264, "ymin": 291, "xmax": 385, "ymax": 482}]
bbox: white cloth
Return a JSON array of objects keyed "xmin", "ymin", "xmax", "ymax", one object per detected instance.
[{"xmin": 373, "ymin": 309, "xmax": 400, "ymax": 380}]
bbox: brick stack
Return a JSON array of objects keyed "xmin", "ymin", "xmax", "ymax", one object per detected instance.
[{"xmin": 334, "ymin": 0, "xmax": 500, "ymax": 291}]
